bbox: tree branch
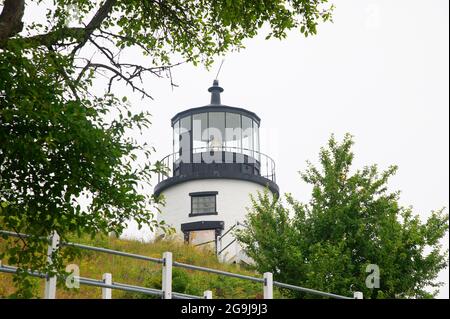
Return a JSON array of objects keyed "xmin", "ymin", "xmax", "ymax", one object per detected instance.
[
  {"xmin": 70, "ymin": 0, "xmax": 117, "ymax": 55},
  {"xmin": 0, "ymin": 0, "xmax": 116, "ymax": 50},
  {"xmin": 88, "ymin": 62, "xmax": 154, "ymax": 99},
  {"xmin": 0, "ymin": 0, "xmax": 25, "ymax": 42},
  {"xmin": 86, "ymin": 0, "xmax": 116, "ymax": 31}
]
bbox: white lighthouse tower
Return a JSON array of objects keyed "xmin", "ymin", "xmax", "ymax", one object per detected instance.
[{"xmin": 154, "ymin": 80, "xmax": 279, "ymax": 263}]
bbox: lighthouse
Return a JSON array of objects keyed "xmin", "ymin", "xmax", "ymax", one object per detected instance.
[{"xmin": 154, "ymin": 80, "xmax": 279, "ymax": 263}]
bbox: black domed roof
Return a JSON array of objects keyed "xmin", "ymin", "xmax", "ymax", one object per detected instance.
[{"xmin": 171, "ymin": 81, "xmax": 261, "ymax": 126}]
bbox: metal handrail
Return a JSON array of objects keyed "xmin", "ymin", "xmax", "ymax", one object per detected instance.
[
  {"xmin": 0, "ymin": 230, "xmax": 163, "ymax": 264},
  {"xmin": 194, "ymin": 239, "xmax": 216, "ymax": 247},
  {"xmin": 61, "ymin": 242, "xmax": 163, "ymax": 264},
  {"xmin": 217, "ymin": 221, "xmax": 248, "ymax": 258},
  {"xmin": 0, "ymin": 264, "xmax": 204, "ymax": 299},
  {"xmin": 0, "ymin": 264, "xmax": 47, "ymax": 279},
  {"xmin": 172, "ymin": 261, "xmax": 264, "ymax": 283},
  {"xmin": 218, "ymin": 221, "xmax": 247, "ymax": 242},
  {"xmin": 219, "ymin": 223, "xmax": 238, "ymax": 241},
  {"xmin": 0, "ymin": 230, "xmax": 356, "ymax": 299},
  {"xmin": 273, "ymin": 281, "xmax": 352, "ymax": 300},
  {"xmin": 218, "ymin": 239, "xmax": 236, "ymax": 255}
]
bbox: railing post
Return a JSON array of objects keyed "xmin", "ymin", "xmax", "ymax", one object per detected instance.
[
  {"xmin": 219, "ymin": 236, "xmax": 224, "ymax": 262},
  {"xmin": 102, "ymin": 273, "xmax": 112, "ymax": 299},
  {"xmin": 234, "ymin": 221, "xmax": 241, "ymax": 264},
  {"xmin": 216, "ymin": 236, "xmax": 222, "ymax": 258},
  {"xmin": 203, "ymin": 290, "xmax": 213, "ymax": 299},
  {"xmin": 234, "ymin": 240, "xmax": 241, "ymax": 264},
  {"xmin": 354, "ymin": 291, "xmax": 363, "ymax": 299},
  {"xmin": 263, "ymin": 272, "xmax": 273, "ymax": 299},
  {"xmin": 44, "ymin": 231, "xmax": 60, "ymax": 299},
  {"xmin": 162, "ymin": 251, "xmax": 172, "ymax": 299}
]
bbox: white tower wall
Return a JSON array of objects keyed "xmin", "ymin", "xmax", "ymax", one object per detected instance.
[{"xmin": 157, "ymin": 179, "xmax": 267, "ymax": 261}]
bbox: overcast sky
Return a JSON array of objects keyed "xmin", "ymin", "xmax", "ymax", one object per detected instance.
[
  {"xmin": 23, "ymin": 0, "xmax": 449, "ymax": 298},
  {"xmin": 118, "ymin": 0, "xmax": 449, "ymax": 298}
]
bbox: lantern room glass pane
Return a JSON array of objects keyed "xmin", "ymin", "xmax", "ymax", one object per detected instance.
[
  {"xmin": 180, "ymin": 116, "xmax": 191, "ymax": 129},
  {"xmin": 208, "ymin": 112, "xmax": 225, "ymax": 150},
  {"xmin": 179, "ymin": 116, "xmax": 191, "ymax": 161},
  {"xmin": 193, "ymin": 113, "xmax": 208, "ymax": 152},
  {"xmin": 253, "ymin": 120, "xmax": 260, "ymax": 161},
  {"xmin": 242, "ymin": 116, "xmax": 253, "ymax": 157},
  {"xmin": 173, "ymin": 120, "xmax": 180, "ymax": 160},
  {"xmin": 225, "ymin": 112, "xmax": 241, "ymax": 152}
]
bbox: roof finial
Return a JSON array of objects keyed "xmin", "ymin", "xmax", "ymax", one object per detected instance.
[{"xmin": 208, "ymin": 79, "xmax": 224, "ymax": 105}]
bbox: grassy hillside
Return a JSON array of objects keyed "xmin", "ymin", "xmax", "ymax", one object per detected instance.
[{"xmin": 0, "ymin": 234, "xmax": 280, "ymax": 299}]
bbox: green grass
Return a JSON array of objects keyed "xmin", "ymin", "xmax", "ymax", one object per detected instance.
[{"xmin": 0, "ymin": 234, "xmax": 282, "ymax": 299}]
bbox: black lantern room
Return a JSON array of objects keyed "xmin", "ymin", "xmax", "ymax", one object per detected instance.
[{"xmin": 154, "ymin": 80, "xmax": 278, "ymax": 196}]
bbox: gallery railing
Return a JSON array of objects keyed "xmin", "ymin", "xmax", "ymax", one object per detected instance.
[{"xmin": 157, "ymin": 146, "xmax": 276, "ymax": 184}]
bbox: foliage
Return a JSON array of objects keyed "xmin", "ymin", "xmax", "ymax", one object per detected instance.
[
  {"xmin": 0, "ymin": 0, "xmax": 333, "ymax": 296},
  {"xmin": 0, "ymin": 43, "xmax": 163, "ymax": 296},
  {"xmin": 236, "ymin": 134, "xmax": 449, "ymax": 299}
]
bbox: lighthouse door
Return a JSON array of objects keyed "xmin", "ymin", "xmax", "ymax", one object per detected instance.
[
  {"xmin": 188, "ymin": 229, "xmax": 216, "ymax": 250},
  {"xmin": 181, "ymin": 221, "xmax": 224, "ymax": 254}
]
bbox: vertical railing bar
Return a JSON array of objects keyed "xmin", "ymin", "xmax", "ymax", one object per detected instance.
[
  {"xmin": 354, "ymin": 291, "xmax": 363, "ymax": 299},
  {"xmin": 102, "ymin": 273, "xmax": 112, "ymax": 299},
  {"xmin": 263, "ymin": 272, "xmax": 273, "ymax": 299},
  {"xmin": 44, "ymin": 231, "xmax": 59, "ymax": 299},
  {"xmin": 162, "ymin": 251, "xmax": 172, "ymax": 299},
  {"xmin": 203, "ymin": 290, "xmax": 213, "ymax": 299}
]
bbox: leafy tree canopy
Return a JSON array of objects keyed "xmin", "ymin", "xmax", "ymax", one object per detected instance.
[
  {"xmin": 237, "ymin": 134, "xmax": 448, "ymax": 298},
  {"xmin": 0, "ymin": 0, "xmax": 333, "ymax": 297}
]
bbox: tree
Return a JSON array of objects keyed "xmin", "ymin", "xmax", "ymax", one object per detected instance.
[
  {"xmin": 0, "ymin": 0, "xmax": 334, "ymax": 297},
  {"xmin": 237, "ymin": 134, "xmax": 449, "ymax": 298}
]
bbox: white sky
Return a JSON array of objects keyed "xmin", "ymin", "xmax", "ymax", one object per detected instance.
[
  {"xmin": 21, "ymin": 0, "xmax": 449, "ymax": 298},
  {"xmin": 121, "ymin": 0, "xmax": 449, "ymax": 298}
]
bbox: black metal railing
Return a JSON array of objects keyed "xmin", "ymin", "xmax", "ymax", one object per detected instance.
[{"xmin": 157, "ymin": 146, "xmax": 276, "ymax": 184}]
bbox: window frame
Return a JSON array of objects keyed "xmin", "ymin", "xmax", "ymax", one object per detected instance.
[{"xmin": 189, "ymin": 191, "xmax": 218, "ymax": 217}]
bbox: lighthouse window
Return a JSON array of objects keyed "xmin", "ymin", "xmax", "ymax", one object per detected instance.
[
  {"xmin": 173, "ymin": 120, "xmax": 180, "ymax": 160},
  {"xmin": 253, "ymin": 120, "xmax": 260, "ymax": 161},
  {"xmin": 225, "ymin": 112, "xmax": 241, "ymax": 151},
  {"xmin": 189, "ymin": 191, "xmax": 218, "ymax": 216},
  {"xmin": 193, "ymin": 113, "xmax": 208, "ymax": 152},
  {"xmin": 242, "ymin": 116, "xmax": 253, "ymax": 157},
  {"xmin": 180, "ymin": 116, "xmax": 191, "ymax": 131},
  {"xmin": 179, "ymin": 116, "xmax": 191, "ymax": 160},
  {"xmin": 208, "ymin": 112, "xmax": 225, "ymax": 149}
]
